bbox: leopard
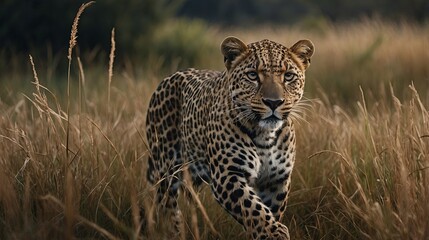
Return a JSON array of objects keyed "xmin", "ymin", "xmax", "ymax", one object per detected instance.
[{"xmin": 145, "ymin": 36, "xmax": 314, "ymax": 240}]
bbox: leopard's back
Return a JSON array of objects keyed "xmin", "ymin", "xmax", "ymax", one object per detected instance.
[{"xmin": 145, "ymin": 68, "xmax": 221, "ymax": 185}]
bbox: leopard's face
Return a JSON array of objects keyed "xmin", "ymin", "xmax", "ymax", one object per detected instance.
[{"xmin": 222, "ymin": 38, "xmax": 314, "ymax": 130}]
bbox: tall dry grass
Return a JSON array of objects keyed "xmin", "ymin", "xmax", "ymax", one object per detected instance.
[
  {"xmin": 0, "ymin": 8, "xmax": 429, "ymax": 240},
  {"xmin": 289, "ymin": 86, "xmax": 429, "ymax": 239}
]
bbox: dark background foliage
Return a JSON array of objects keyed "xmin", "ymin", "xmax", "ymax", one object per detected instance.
[
  {"xmin": 0, "ymin": 0, "xmax": 176, "ymax": 56},
  {"xmin": 1, "ymin": 0, "xmax": 427, "ymax": 56},
  {"xmin": 178, "ymin": 0, "xmax": 429, "ymax": 24}
]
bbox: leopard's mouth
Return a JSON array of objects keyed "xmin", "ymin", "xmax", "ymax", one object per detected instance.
[
  {"xmin": 263, "ymin": 115, "xmax": 281, "ymax": 122},
  {"xmin": 258, "ymin": 114, "xmax": 284, "ymax": 129},
  {"xmin": 260, "ymin": 110, "xmax": 287, "ymax": 121}
]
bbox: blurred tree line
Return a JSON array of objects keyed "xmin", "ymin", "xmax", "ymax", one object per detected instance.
[
  {"xmin": 0, "ymin": 0, "xmax": 427, "ymax": 66},
  {"xmin": 178, "ymin": 0, "xmax": 428, "ymax": 25}
]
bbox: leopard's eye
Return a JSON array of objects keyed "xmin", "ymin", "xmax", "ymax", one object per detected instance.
[
  {"xmin": 246, "ymin": 71, "xmax": 259, "ymax": 81},
  {"xmin": 284, "ymin": 72, "xmax": 297, "ymax": 82}
]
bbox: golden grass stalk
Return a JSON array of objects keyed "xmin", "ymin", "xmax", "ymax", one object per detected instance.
[
  {"xmin": 108, "ymin": 28, "xmax": 116, "ymax": 120},
  {"xmin": 64, "ymin": 3, "xmax": 94, "ymax": 239},
  {"xmin": 77, "ymin": 57, "xmax": 85, "ymax": 148},
  {"xmin": 67, "ymin": 1, "xmax": 95, "ymax": 159},
  {"xmin": 68, "ymin": 1, "xmax": 95, "ymax": 61},
  {"xmin": 29, "ymin": 55, "xmax": 41, "ymax": 94},
  {"xmin": 29, "ymin": 54, "xmax": 49, "ymax": 115},
  {"xmin": 28, "ymin": 55, "xmax": 66, "ymax": 148},
  {"xmin": 106, "ymin": 27, "xmax": 116, "ymax": 173}
]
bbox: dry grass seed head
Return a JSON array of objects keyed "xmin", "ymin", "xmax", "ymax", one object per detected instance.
[{"xmin": 68, "ymin": 1, "xmax": 95, "ymax": 60}]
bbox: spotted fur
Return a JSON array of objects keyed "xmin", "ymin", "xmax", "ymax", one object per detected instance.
[{"xmin": 146, "ymin": 37, "xmax": 314, "ymax": 239}]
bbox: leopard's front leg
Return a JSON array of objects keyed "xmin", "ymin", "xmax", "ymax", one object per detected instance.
[
  {"xmin": 256, "ymin": 178, "xmax": 292, "ymax": 221},
  {"xmin": 209, "ymin": 162, "xmax": 290, "ymax": 240},
  {"xmin": 256, "ymin": 153, "xmax": 295, "ymax": 221}
]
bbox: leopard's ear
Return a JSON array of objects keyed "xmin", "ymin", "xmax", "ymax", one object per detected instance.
[
  {"xmin": 221, "ymin": 36, "xmax": 248, "ymax": 70},
  {"xmin": 290, "ymin": 39, "xmax": 314, "ymax": 70}
]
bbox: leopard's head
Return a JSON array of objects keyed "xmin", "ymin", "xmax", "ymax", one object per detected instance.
[{"xmin": 221, "ymin": 37, "xmax": 314, "ymax": 130}]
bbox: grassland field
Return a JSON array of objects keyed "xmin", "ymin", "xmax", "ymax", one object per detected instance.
[{"xmin": 0, "ymin": 18, "xmax": 429, "ymax": 240}]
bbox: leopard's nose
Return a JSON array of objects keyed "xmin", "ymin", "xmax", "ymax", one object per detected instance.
[{"xmin": 262, "ymin": 98, "xmax": 284, "ymax": 111}]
